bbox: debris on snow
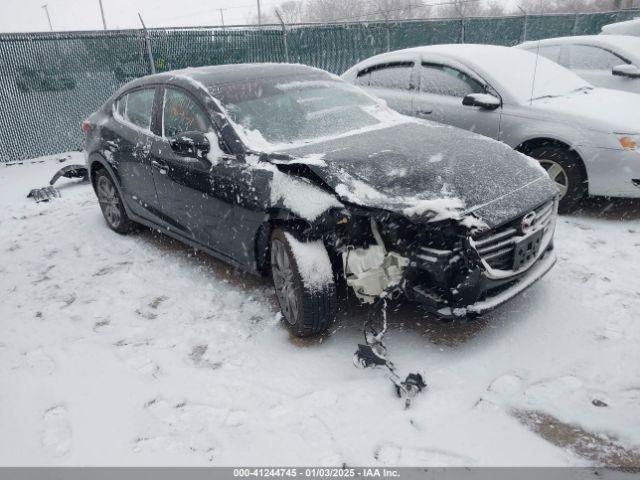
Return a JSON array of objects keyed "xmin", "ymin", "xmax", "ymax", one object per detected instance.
[
  {"xmin": 353, "ymin": 300, "xmax": 427, "ymax": 409},
  {"xmin": 49, "ymin": 165, "xmax": 88, "ymax": 186},
  {"xmin": 27, "ymin": 186, "xmax": 60, "ymax": 203}
]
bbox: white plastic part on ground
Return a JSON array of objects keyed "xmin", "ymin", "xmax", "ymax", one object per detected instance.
[{"xmin": 1, "ymin": 154, "xmax": 640, "ymax": 466}]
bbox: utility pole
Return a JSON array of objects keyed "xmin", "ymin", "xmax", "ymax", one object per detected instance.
[
  {"xmin": 517, "ymin": 5, "xmax": 528, "ymax": 42},
  {"xmin": 257, "ymin": 0, "xmax": 262, "ymax": 25},
  {"xmin": 138, "ymin": 13, "xmax": 156, "ymax": 74},
  {"xmin": 275, "ymin": 8, "xmax": 289, "ymax": 62},
  {"xmin": 41, "ymin": 4, "xmax": 53, "ymax": 31},
  {"xmin": 219, "ymin": 8, "xmax": 225, "ymax": 27},
  {"xmin": 98, "ymin": 0, "xmax": 107, "ymax": 29}
]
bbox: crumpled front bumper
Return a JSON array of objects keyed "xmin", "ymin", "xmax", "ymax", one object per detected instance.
[
  {"xmin": 437, "ymin": 248, "xmax": 556, "ymax": 318},
  {"xmin": 406, "ymin": 246, "xmax": 556, "ymax": 319}
]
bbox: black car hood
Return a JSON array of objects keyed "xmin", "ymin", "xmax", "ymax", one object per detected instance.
[{"xmin": 273, "ymin": 121, "xmax": 557, "ymax": 229}]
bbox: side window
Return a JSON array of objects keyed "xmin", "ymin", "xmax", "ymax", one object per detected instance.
[
  {"xmin": 162, "ymin": 88, "xmax": 211, "ymax": 137},
  {"xmin": 567, "ymin": 45, "xmax": 629, "ymax": 70},
  {"xmin": 420, "ymin": 64, "xmax": 485, "ymax": 97},
  {"xmin": 363, "ymin": 62, "xmax": 414, "ymax": 90},
  {"xmin": 119, "ymin": 88, "xmax": 155, "ymax": 130},
  {"xmin": 354, "ymin": 71, "xmax": 370, "ymax": 87},
  {"xmin": 532, "ymin": 45, "xmax": 563, "ymax": 65},
  {"xmin": 116, "ymin": 95, "xmax": 126, "ymax": 117}
]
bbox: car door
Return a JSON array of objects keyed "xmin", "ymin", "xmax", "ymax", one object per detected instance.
[
  {"xmin": 412, "ymin": 62, "xmax": 501, "ymax": 139},
  {"xmin": 149, "ymin": 86, "xmax": 271, "ymax": 265},
  {"xmin": 565, "ymin": 44, "xmax": 637, "ymax": 93},
  {"xmin": 354, "ymin": 61, "xmax": 416, "ymax": 115},
  {"xmin": 110, "ymin": 87, "xmax": 162, "ymax": 221},
  {"xmin": 149, "ymin": 86, "xmax": 227, "ymax": 247}
]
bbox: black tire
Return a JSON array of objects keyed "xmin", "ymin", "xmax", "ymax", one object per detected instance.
[
  {"xmin": 527, "ymin": 146, "xmax": 588, "ymax": 214},
  {"xmin": 94, "ymin": 169, "xmax": 135, "ymax": 234},
  {"xmin": 270, "ymin": 229, "xmax": 337, "ymax": 337}
]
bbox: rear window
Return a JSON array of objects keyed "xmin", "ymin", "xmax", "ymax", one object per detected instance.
[{"xmin": 115, "ymin": 88, "xmax": 155, "ymax": 131}]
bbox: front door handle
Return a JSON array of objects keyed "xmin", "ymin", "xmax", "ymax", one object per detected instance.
[
  {"xmin": 151, "ymin": 159, "xmax": 168, "ymax": 175},
  {"xmin": 416, "ymin": 109, "xmax": 433, "ymax": 116}
]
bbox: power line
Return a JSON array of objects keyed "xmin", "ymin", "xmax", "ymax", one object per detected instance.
[{"xmin": 146, "ymin": 0, "xmax": 281, "ymax": 22}]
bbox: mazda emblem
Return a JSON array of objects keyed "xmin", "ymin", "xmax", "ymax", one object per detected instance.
[{"xmin": 520, "ymin": 211, "xmax": 537, "ymax": 235}]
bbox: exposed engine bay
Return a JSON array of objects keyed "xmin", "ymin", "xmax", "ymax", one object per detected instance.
[{"xmin": 342, "ymin": 219, "xmax": 410, "ymax": 303}]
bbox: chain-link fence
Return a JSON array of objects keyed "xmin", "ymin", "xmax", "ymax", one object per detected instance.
[{"xmin": 0, "ymin": 9, "xmax": 638, "ymax": 162}]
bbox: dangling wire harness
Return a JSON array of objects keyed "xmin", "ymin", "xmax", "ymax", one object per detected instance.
[{"xmin": 353, "ymin": 297, "xmax": 427, "ymax": 409}]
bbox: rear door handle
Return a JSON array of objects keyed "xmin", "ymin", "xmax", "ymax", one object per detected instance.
[
  {"xmin": 416, "ymin": 109, "xmax": 433, "ymax": 116},
  {"xmin": 151, "ymin": 159, "xmax": 168, "ymax": 175}
]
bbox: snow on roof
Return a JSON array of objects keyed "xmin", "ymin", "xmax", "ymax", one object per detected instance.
[
  {"xmin": 601, "ymin": 17, "xmax": 640, "ymax": 36},
  {"xmin": 347, "ymin": 44, "xmax": 590, "ymax": 105},
  {"xmin": 519, "ymin": 35, "xmax": 640, "ymax": 62}
]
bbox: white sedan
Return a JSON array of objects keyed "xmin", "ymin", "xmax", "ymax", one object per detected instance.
[
  {"xmin": 342, "ymin": 44, "xmax": 640, "ymax": 212},
  {"xmin": 517, "ymin": 35, "xmax": 640, "ymax": 94},
  {"xmin": 601, "ymin": 17, "xmax": 640, "ymax": 36}
]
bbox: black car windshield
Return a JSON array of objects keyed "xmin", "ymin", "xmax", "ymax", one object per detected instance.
[{"xmin": 212, "ymin": 76, "xmax": 398, "ymax": 148}]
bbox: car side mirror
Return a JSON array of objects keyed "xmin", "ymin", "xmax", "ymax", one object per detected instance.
[
  {"xmin": 462, "ymin": 93, "xmax": 501, "ymax": 110},
  {"xmin": 169, "ymin": 131, "xmax": 210, "ymax": 158},
  {"xmin": 612, "ymin": 64, "xmax": 640, "ymax": 79}
]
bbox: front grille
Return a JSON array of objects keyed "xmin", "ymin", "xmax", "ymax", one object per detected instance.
[{"xmin": 472, "ymin": 200, "xmax": 555, "ymax": 272}]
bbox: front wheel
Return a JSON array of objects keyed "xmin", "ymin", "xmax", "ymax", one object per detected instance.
[
  {"xmin": 95, "ymin": 169, "xmax": 135, "ymax": 234},
  {"xmin": 270, "ymin": 229, "xmax": 337, "ymax": 337},
  {"xmin": 528, "ymin": 146, "xmax": 588, "ymax": 214}
]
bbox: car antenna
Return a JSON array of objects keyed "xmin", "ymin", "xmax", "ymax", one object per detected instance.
[{"xmin": 529, "ymin": 39, "xmax": 542, "ymax": 107}]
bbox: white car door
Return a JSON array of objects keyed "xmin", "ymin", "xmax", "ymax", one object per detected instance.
[
  {"xmin": 411, "ymin": 62, "xmax": 501, "ymax": 139},
  {"xmin": 565, "ymin": 44, "xmax": 640, "ymax": 94},
  {"xmin": 353, "ymin": 61, "xmax": 416, "ymax": 116}
]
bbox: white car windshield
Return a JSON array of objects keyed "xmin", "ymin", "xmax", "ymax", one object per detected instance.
[{"xmin": 213, "ymin": 76, "xmax": 398, "ymax": 149}]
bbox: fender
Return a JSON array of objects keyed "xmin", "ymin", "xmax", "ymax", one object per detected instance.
[{"xmin": 87, "ymin": 152, "xmax": 140, "ymax": 221}]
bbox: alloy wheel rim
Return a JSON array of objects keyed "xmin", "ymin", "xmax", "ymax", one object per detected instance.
[
  {"xmin": 97, "ymin": 176, "xmax": 122, "ymax": 228},
  {"xmin": 539, "ymin": 159, "xmax": 569, "ymax": 200},
  {"xmin": 271, "ymin": 239, "xmax": 299, "ymax": 325}
]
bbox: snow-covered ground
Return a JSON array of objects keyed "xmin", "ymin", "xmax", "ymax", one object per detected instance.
[{"xmin": 1, "ymin": 153, "xmax": 639, "ymax": 467}]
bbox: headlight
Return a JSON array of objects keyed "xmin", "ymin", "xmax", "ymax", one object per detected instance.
[{"xmin": 618, "ymin": 136, "xmax": 638, "ymax": 150}]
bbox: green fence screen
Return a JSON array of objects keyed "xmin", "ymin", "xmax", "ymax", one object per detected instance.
[{"xmin": 0, "ymin": 9, "xmax": 638, "ymax": 162}]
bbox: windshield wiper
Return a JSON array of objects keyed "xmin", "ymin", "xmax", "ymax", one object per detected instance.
[{"xmin": 529, "ymin": 86, "xmax": 594, "ymax": 102}]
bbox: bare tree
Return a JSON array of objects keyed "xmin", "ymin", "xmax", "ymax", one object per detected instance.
[
  {"xmin": 363, "ymin": 0, "xmax": 431, "ymax": 21},
  {"xmin": 305, "ymin": 0, "xmax": 369, "ymax": 22},
  {"xmin": 481, "ymin": 0, "xmax": 509, "ymax": 16},
  {"xmin": 517, "ymin": 0, "xmax": 620, "ymax": 14},
  {"xmin": 435, "ymin": 0, "xmax": 484, "ymax": 18},
  {"xmin": 277, "ymin": 1, "xmax": 305, "ymax": 23}
]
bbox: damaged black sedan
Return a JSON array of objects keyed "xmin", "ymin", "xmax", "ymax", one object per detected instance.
[{"xmin": 83, "ymin": 64, "xmax": 558, "ymax": 337}]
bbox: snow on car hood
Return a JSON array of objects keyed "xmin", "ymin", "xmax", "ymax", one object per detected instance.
[
  {"xmin": 273, "ymin": 121, "xmax": 557, "ymax": 229},
  {"xmin": 532, "ymin": 88, "xmax": 640, "ymax": 134}
]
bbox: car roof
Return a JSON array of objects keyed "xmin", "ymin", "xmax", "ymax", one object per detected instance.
[
  {"xmin": 122, "ymin": 63, "xmax": 332, "ymax": 93},
  {"xmin": 518, "ymin": 35, "xmax": 640, "ymax": 60},
  {"xmin": 345, "ymin": 43, "xmax": 529, "ymax": 69},
  {"xmin": 601, "ymin": 17, "xmax": 640, "ymax": 36},
  {"xmin": 342, "ymin": 43, "xmax": 589, "ymax": 105}
]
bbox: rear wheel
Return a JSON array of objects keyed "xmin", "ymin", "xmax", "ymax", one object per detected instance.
[
  {"xmin": 270, "ymin": 229, "xmax": 336, "ymax": 337},
  {"xmin": 528, "ymin": 146, "xmax": 587, "ymax": 213},
  {"xmin": 95, "ymin": 170, "xmax": 135, "ymax": 234}
]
